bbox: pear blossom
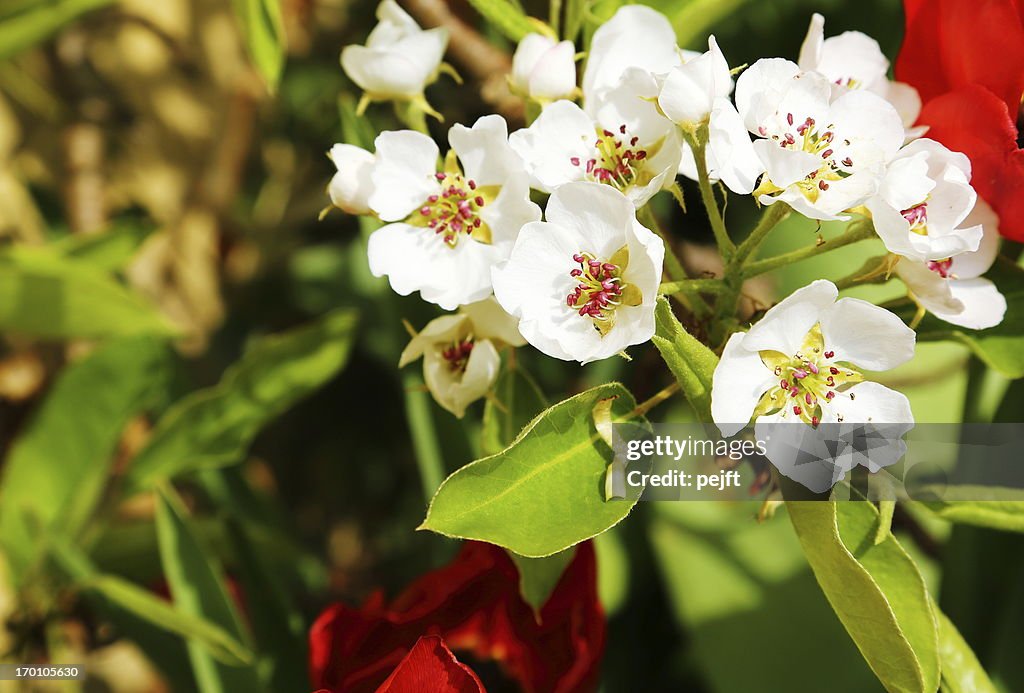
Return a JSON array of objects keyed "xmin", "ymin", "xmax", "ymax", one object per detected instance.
[
  {"xmin": 895, "ymin": 200, "xmax": 1007, "ymax": 329},
  {"xmin": 736, "ymin": 59, "xmax": 905, "ymax": 220},
  {"xmin": 327, "ymin": 144, "xmax": 375, "ymax": 215},
  {"xmin": 867, "ymin": 138, "xmax": 983, "ymax": 261},
  {"xmin": 492, "ymin": 182, "xmax": 664, "ymax": 364},
  {"xmin": 341, "ymin": 0, "xmax": 449, "ymax": 103},
  {"xmin": 399, "ymin": 298, "xmax": 523, "ymax": 417},
  {"xmin": 510, "ymin": 34, "xmax": 577, "ymax": 101},
  {"xmin": 366, "ymin": 115, "xmax": 541, "ymax": 310},
  {"xmin": 676, "ymin": 98, "xmax": 765, "ymax": 194},
  {"xmin": 798, "ymin": 13, "xmax": 923, "ymax": 134},
  {"xmin": 712, "ymin": 279, "xmax": 915, "ymax": 437},
  {"xmin": 657, "ymin": 35, "xmax": 732, "ymax": 129},
  {"xmin": 509, "ymin": 73, "xmax": 682, "ymax": 207}
]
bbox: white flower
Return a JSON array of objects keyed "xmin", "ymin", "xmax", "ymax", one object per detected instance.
[
  {"xmin": 657, "ymin": 35, "xmax": 732, "ymax": 128},
  {"xmin": 341, "ymin": 0, "xmax": 449, "ymax": 101},
  {"xmin": 492, "ymin": 182, "xmax": 664, "ymax": 364},
  {"xmin": 736, "ymin": 59, "xmax": 905, "ymax": 220},
  {"xmin": 509, "ymin": 72, "xmax": 682, "ymax": 207},
  {"xmin": 712, "ymin": 279, "xmax": 915, "ymax": 437},
  {"xmin": 366, "ymin": 115, "xmax": 541, "ymax": 310},
  {"xmin": 677, "ymin": 98, "xmax": 765, "ymax": 194},
  {"xmin": 867, "ymin": 138, "xmax": 983, "ymax": 261},
  {"xmin": 511, "ymin": 34, "xmax": 577, "ymax": 101},
  {"xmin": 581, "ymin": 5, "xmax": 683, "ymax": 100},
  {"xmin": 399, "ymin": 297, "xmax": 522, "ymax": 417},
  {"xmin": 895, "ymin": 200, "xmax": 1007, "ymax": 329},
  {"xmin": 798, "ymin": 13, "xmax": 923, "ymax": 135},
  {"xmin": 327, "ymin": 144, "xmax": 375, "ymax": 215}
]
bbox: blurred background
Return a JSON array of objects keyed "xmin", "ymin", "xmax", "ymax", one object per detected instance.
[{"xmin": 1, "ymin": 0, "xmax": 1022, "ymax": 691}]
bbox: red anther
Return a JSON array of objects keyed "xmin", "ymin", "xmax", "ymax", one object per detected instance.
[
  {"xmin": 818, "ymin": 180, "xmax": 829, "ymax": 191},
  {"xmin": 826, "ymin": 391, "xmax": 835, "ymax": 400},
  {"xmin": 420, "ymin": 207, "xmax": 431, "ymax": 216},
  {"xmin": 780, "ymin": 379, "xmax": 790, "ymax": 390},
  {"xmin": 619, "ymin": 124, "xmax": 627, "ymax": 134},
  {"xmin": 793, "ymin": 406, "xmax": 802, "ymax": 416},
  {"xmin": 830, "ymin": 367, "xmax": 839, "ymax": 375},
  {"xmin": 435, "ymin": 172, "xmax": 446, "ymax": 181},
  {"xmin": 428, "ymin": 194, "xmax": 439, "ymax": 203},
  {"xmin": 821, "ymin": 149, "xmax": 834, "ymax": 159},
  {"xmin": 842, "ymin": 157, "xmax": 853, "ymax": 167},
  {"xmin": 475, "ymin": 196, "xmax": 485, "ymax": 206},
  {"xmin": 824, "ymin": 350, "xmax": 834, "ymax": 358},
  {"xmin": 811, "ymin": 416, "xmax": 820, "ymax": 427},
  {"xmin": 603, "ymin": 129, "xmax": 614, "ymax": 137},
  {"xmin": 787, "ymin": 113, "xmax": 794, "ymax": 126},
  {"xmin": 630, "ymin": 136, "xmax": 639, "ymax": 146},
  {"xmin": 805, "ymin": 393, "xmax": 813, "ymax": 405},
  {"xmin": 570, "ymin": 157, "xmax": 581, "ymax": 166},
  {"xmin": 468, "ymin": 180, "xmax": 477, "ymax": 190}
]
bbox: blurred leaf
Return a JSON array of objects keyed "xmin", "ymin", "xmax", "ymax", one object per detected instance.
[
  {"xmin": 908, "ymin": 259, "xmax": 1024, "ymax": 378},
  {"xmin": 124, "ymin": 310, "xmax": 358, "ymax": 493},
  {"xmin": 0, "ymin": 337, "xmax": 172, "ymax": 581},
  {"xmin": 0, "ymin": 247, "xmax": 174, "ymax": 339},
  {"xmin": 481, "ymin": 363, "xmax": 547, "ymax": 456},
  {"xmin": 53, "ymin": 223, "xmax": 155, "ymax": 271},
  {"xmin": 232, "ymin": 0, "xmax": 286, "ymax": 91},
  {"xmin": 0, "ymin": 0, "xmax": 114, "ymax": 61},
  {"xmin": 155, "ymin": 488, "xmax": 264, "ymax": 692},
  {"xmin": 936, "ymin": 607, "xmax": 998, "ymax": 693},
  {"xmin": 564, "ymin": 0, "xmax": 586, "ymax": 41},
  {"xmin": 593, "ymin": 527, "xmax": 629, "ymax": 615},
  {"xmin": 643, "ymin": 0, "xmax": 753, "ymax": 47},
  {"xmin": 465, "ymin": 0, "xmax": 539, "ymax": 41},
  {"xmin": 651, "ymin": 297, "xmax": 718, "ymax": 421},
  {"xmin": 920, "ymin": 493, "xmax": 1024, "ymax": 533},
  {"xmin": 508, "ymin": 548, "xmax": 575, "ymax": 617},
  {"xmin": 786, "ymin": 498, "xmax": 940, "ymax": 693},
  {"xmin": 420, "ymin": 383, "xmax": 647, "ymax": 557}
]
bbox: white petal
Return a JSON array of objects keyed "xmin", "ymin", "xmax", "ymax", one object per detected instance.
[
  {"xmin": 544, "ymin": 182, "xmax": 633, "ymax": 258},
  {"xmin": 820, "ymin": 297, "xmax": 916, "ymax": 370},
  {"xmin": 735, "ymin": 58, "xmax": 802, "ymax": 133},
  {"xmin": 743, "ymin": 280, "xmax": 839, "ymax": 355},
  {"xmin": 368, "ymin": 130, "xmax": 439, "ymax": 221},
  {"xmin": 950, "ymin": 199, "xmax": 1000, "ymax": 279},
  {"xmin": 399, "ymin": 314, "xmax": 468, "ymax": 367},
  {"xmin": 528, "ymin": 40, "xmax": 577, "ymax": 100},
  {"xmin": 341, "ymin": 46, "xmax": 427, "ymax": 98},
  {"xmin": 508, "ymin": 100, "xmax": 592, "ymax": 192},
  {"xmin": 448, "ymin": 114, "xmax": 523, "ymax": 187},
  {"xmin": 753, "ymin": 140, "xmax": 819, "ymax": 189},
  {"xmin": 479, "ymin": 173, "xmax": 542, "ymax": 246},
  {"xmin": 829, "ymin": 89, "xmax": 905, "ymax": 162},
  {"xmin": 461, "ymin": 297, "xmax": 526, "ymax": 346},
  {"xmin": 424, "ymin": 338, "xmax": 500, "ymax": 417},
  {"xmin": 367, "ymin": 0, "xmax": 420, "ymax": 46},
  {"xmin": 492, "ymin": 220, "xmax": 586, "ymax": 321},
  {"xmin": 886, "ymin": 81, "xmax": 923, "ymax": 130},
  {"xmin": 706, "ymin": 99, "xmax": 764, "ymax": 194},
  {"xmin": 582, "ymin": 5, "xmax": 680, "ymax": 98},
  {"xmin": 712, "ymin": 332, "xmax": 777, "ymax": 437},
  {"xmin": 825, "ymin": 381, "xmax": 914, "ymax": 426},
  {"xmin": 586, "ymin": 68, "xmax": 672, "ymax": 146},
  {"xmin": 328, "ymin": 144, "xmax": 375, "ymax": 215},
  {"xmin": 657, "ymin": 35, "xmax": 731, "ymax": 126},
  {"xmin": 797, "ymin": 13, "xmax": 825, "ymax": 71},
  {"xmin": 390, "ymin": 27, "xmax": 449, "ymax": 83},
  {"xmin": 933, "ymin": 278, "xmax": 1006, "ymax": 329},
  {"xmin": 511, "ymin": 34, "xmax": 556, "ymax": 91}
]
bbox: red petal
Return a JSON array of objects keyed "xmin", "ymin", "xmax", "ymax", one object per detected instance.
[
  {"xmin": 917, "ymin": 85, "xmax": 1024, "ymax": 241},
  {"xmin": 309, "ymin": 542, "xmax": 605, "ymax": 693},
  {"xmin": 897, "ymin": 0, "xmax": 1024, "ymax": 116},
  {"xmin": 375, "ymin": 637, "xmax": 486, "ymax": 693}
]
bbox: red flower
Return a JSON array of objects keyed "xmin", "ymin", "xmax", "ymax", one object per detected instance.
[
  {"xmin": 896, "ymin": 0, "xmax": 1024, "ymax": 241},
  {"xmin": 309, "ymin": 541, "xmax": 605, "ymax": 693}
]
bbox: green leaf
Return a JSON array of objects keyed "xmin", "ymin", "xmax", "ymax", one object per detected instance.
[
  {"xmin": 508, "ymin": 548, "xmax": 575, "ymax": 617},
  {"xmin": 910, "ymin": 258, "xmax": 1024, "ymax": 378},
  {"xmin": 481, "ymin": 364, "xmax": 548, "ymax": 456},
  {"xmin": 420, "ymin": 383, "xmax": 647, "ymax": 557},
  {"xmin": 0, "ymin": 337, "xmax": 172, "ymax": 580},
  {"xmin": 0, "ymin": 0, "xmax": 114, "ymax": 60},
  {"xmin": 785, "ymin": 497, "xmax": 940, "ymax": 693},
  {"xmin": 0, "ymin": 247, "xmax": 174, "ymax": 339},
  {"xmin": 53, "ymin": 223, "xmax": 155, "ymax": 271},
  {"xmin": 920, "ymin": 493, "xmax": 1024, "ymax": 533},
  {"xmin": 651, "ymin": 297, "xmax": 718, "ymax": 420},
  {"xmin": 123, "ymin": 310, "xmax": 358, "ymax": 493},
  {"xmin": 155, "ymin": 489, "xmax": 263, "ymax": 692},
  {"xmin": 644, "ymin": 0, "xmax": 754, "ymax": 47},
  {"xmin": 936, "ymin": 606, "xmax": 998, "ymax": 693},
  {"xmin": 231, "ymin": 0, "xmax": 286, "ymax": 91},
  {"xmin": 465, "ymin": 0, "xmax": 540, "ymax": 42}
]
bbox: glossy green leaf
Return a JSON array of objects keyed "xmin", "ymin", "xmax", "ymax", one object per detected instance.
[
  {"xmin": 0, "ymin": 247, "xmax": 174, "ymax": 339},
  {"xmin": 920, "ymin": 493, "xmax": 1024, "ymax": 533},
  {"xmin": 465, "ymin": 0, "xmax": 540, "ymax": 42},
  {"xmin": 124, "ymin": 309, "xmax": 358, "ymax": 492},
  {"xmin": 936, "ymin": 606, "xmax": 998, "ymax": 693},
  {"xmin": 0, "ymin": 0, "xmax": 114, "ymax": 60},
  {"xmin": 420, "ymin": 383, "xmax": 647, "ymax": 557},
  {"xmin": 155, "ymin": 489, "xmax": 263, "ymax": 692},
  {"xmin": 508, "ymin": 548, "xmax": 575, "ymax": 617},
  {"xmin": 0, "ymin": 337, "xmax": 172, "ymax": 580},
  {"xmin": 232, "ymin": 0, "xmax": 286, "ymax": 91},
  {"xmin": 651, "ymin": 297, "xmax": 718, "ymax": 420},
  {"xmin": 786, "ymin": 497, "xmax": 940, "ymax": 693},
  {"xmin": 481, "ymin": 364, "xmax": 548, "ymax": 456}
]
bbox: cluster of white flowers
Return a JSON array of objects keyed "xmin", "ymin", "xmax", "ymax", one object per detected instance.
[{"xmin": 329, "ymin": 3, "xmax": 1006, "ymax": 441}]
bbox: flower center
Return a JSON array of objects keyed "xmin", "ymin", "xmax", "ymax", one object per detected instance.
[
  {"xmin": 927, "ymin": 257, "xmax": 954, "ymax": 278},
  {"xmin": 571, "ymin": 124, "xmax": 649, "ymax": 191},
  {"xmin": 408, "ymin": 155, "xmax": 496, "ymax": 249},
  {"xmin": 902, "ymin": 203, "xmax": 929, "ymax": 235},
  {"xmin": 565, "ymin": 247, "xmax": 642, "ymax": 336},
  {"xmin": 753, "ymin": 324, "xmax": 863, "ymax": 427},
  {"xmin": 759, "ymin": 113, "xmax": 855, "ymax": 202},
  {"xmin": 441, "ymin": 338, "xmax": 474, "ymax": 373}
]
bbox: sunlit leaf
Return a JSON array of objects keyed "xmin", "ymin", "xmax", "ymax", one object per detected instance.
[
  {"xmin": 508, "ymin": 548, "xmax": 575, "ymax": 617},
  {"xmin": 0, "ymin": 0, "xmax": 114, "ymax": 60},
  {"xmin": 481, "ymin": 364, "xmax": 547, "ymax": 456},
  {"xmin": 651, "ymin": 297, "xmax": 718, "ymax": 420},
  {"xmin": 231, "ymin": 0, "xmax": 286, "ymax": 91},
  {"xmin": 465, "ymin": 0, "xmax": 541, "ymax": 42}
]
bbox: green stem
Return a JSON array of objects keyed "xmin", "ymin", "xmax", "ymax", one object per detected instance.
[
  {"xmin": 730, "ymin": 203, "xmax": 790, "ymax": 268},
  {"xmin": 402, "ymin": 371, "xmax": 445, "ymax": 501},
  {"xmin": 688, "ymin": 130, "xmax": 734, "ymax": 259},
  {"xmin": 550, "ymin": 0, "xmax": 562, "ymax": 37},
  {"xmin": 741, "ymin": 221, "xmax": 876, "ymax": 279},
  {"xmin": 658, "ymin": 278, "xmax": 728, "ymax": 295}
]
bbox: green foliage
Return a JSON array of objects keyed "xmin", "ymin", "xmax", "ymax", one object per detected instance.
[
  {"xmin": 509, "ymin": 548, "xmax": 576, "ymax": 616},
  {"xmin": 920, "ymin": 494, "xmax": 1024, "ymax": 533},
  {"xmin": 420, "ymin": 383, "xmax": 647, "ymax": 557},
  {"xmin": 936, "ymin": 607, "xmax": 998, "ymax": 693},
  {"xmin": 0, "ymin": 0, "xmax": 114, "ymax": 60},
  {"xmin": 786, "ymin": 497, "xmax": 940, "ymax": 693},
  {"xmin": 465, "ymin": 0, "xmax": 542, "ymax": 42},
  {"xmin": 0, "ymin": 337, "xmax": 173, "ymax": 580},
  {"xmin": 52, "ymin": 223, "xmax": 155, "ymax": 271},
  {"xmin": 651, "ymin": 297, "xmax": 718, "ymax": 420},
  {"xmin": 232, "ymin": 0, "xmax": 286, "ymax": 92},
  {"xmin": 481, "ymin": 363, "xmax": 548, "ymax": 456},
  {"xmin": 124, "ymin": 309, "xmax": 358, "ymax": 492},
  {"xmin": 155, "ymin": 489, "xmax": 264, "ymax": 692},
  {"xmin": 643, "ymin": 0, "xmax": 755, "ymax": 48},
  {"xmin": 0, "ymin": 247, "xmax": 174, "ymax": 339}
]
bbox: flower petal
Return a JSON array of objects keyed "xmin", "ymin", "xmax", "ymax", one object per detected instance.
[
  {"xmin": 369, "ymin": 131, "xmax": 440, "ymax": 221},
  {"xmin": 508, "ymin": 100, "xmax": 592, "ymax": 193},
  {"xmin": 582, "ymin": 4, "xmax": 680, "ymax": 98},
  {"xmin": 743, "ymin": 280, "xmax": 839, "ymax": 356},
  {"xmin": 448, "ymin": 114, "xmax": 523, "ymax": 188},
  {"xmin": 820, "ymin": 297, "xmax": 916, "ymax": 370},
  {"xmin": 328, "ymin": 144, "xmax": 376, "ymax": 215},
  {"xmin": 825, "ymin": 381, "xmax": 914, "ymax": 426},
  {"xmin": 374, "ymin": 636, "xmax": 485, "ymax": 693},
  {"xmin": 712, "ymin": 332, "xmax": 777, "ymax": 437}
]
